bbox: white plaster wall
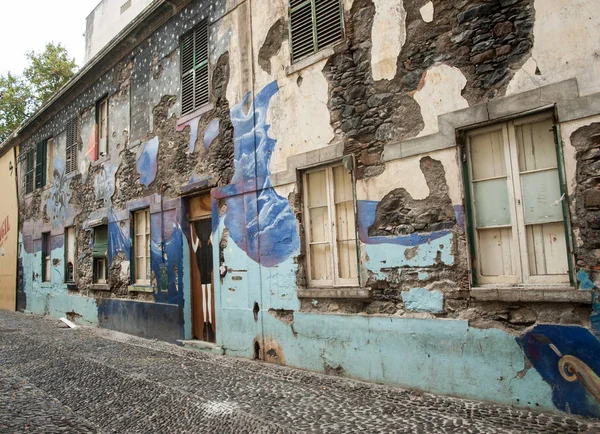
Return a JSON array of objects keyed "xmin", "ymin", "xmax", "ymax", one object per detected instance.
[
  {"xmin": 507, "ymin": 0, "xmax": 600, "ymax": 96},
  {"xmin": 356, "ymin": 148, "xmax": 462, "ymax": 205},
  {"xmin": 370, "ymin": 0, "xmax": 406, "ymax": 81},
  {"xmin": 85, "ymin": 0, "xmax": 154, "ymax": 63},
  {"xmin": 412, "ymin": 64, "xmax": 469, "ymax": 137}
]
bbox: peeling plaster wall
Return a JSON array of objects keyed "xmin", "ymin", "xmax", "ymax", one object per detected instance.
[
  {"xmin": 12, "ymin": 0, "xmax": 600, "ymax": 418},
  {"xmin": 507, "ymin": 0, "xmax": 600, "ymax": 96}
]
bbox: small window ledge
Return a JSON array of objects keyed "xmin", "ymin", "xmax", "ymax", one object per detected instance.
[
  {"xmin": 128, "ymin": 285, "xmax": 153, "ymax": 293},
  {"xmin": 177, "ymin": 103, "xmax": 214, "ymax": 126},
  {"xmin": 298, "ymin": 287, "xmax": 370, "ymax": 300},
  {"xmin": 470, "ymin": 287, "xmax": 592, "ymax": 304},
  {"xmin": 90, "ymin": 284, "xmax": 110, "ymax": 291},
  {"xmin": 286, "ymin": 42, "xmax": 348, "ymax": 76}
]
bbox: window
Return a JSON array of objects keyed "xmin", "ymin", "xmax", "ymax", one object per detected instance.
[
  {"xmin": 302, "ymin": 163, "xmax": 358, "ymax": 287},
  {"xmin": 47, "ymin": 138, "xmax": 54, "ymax": 183},
  {"xmin": 120, "ymin": 0, "xmax": 132, "ymax": 14},
  {"xmin": 65, "ymin": 226, "xmax": 76, "ymax": 283},
  {"xmin": 464, "ymin": 114, "xmax": 571, "ymax": 286},
  {"xmin": 181, "ymin": 22, "xmax": 209, "ymax": 116},
  {"xmin": 96, "ymin": 96, "xmax": 109, "ymax": 157},
  {"xmin": 65, "ymin": 117, "xmax": 79, "ymax": 174},
  {"xmin": 289, "ymin": 0, "xmax": 344, "ymax": 63},
  {"xmin": 93, "ymin": 225, "xmax": 108, "ymax": 284},
  {"xmin": 24, "ymin": 148, "xmax": 35, "ymax": 194},
  {"xmin": 133, "ymin": 209, "xmax": 151, "ymax": 285},
  {"xmin": 35, "ymin": 139, "xmax": 47, "ymax": 189},
  {"xmin": 42, "ymin": 232, "xmax": 51, "ymax": 283}
]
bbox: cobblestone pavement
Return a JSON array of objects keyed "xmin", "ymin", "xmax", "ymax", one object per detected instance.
[{"xmin": 1, "ymin": 311, "xmax": 600, "ymax": 433}]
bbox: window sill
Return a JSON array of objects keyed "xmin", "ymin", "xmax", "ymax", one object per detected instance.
[
  {"xmin": 470, "ymin": 286, "xmax": 592, "ymax": 304},
  {"xmin": 177, "ymin": 103, "xmax": 214, "ymax": 126},
  {"xmin": 91, "ymin": 154, "xmax": 110, "ymax": 167},
  {"xmin": 90, "ymin": 284, "xmax": 110, "ymax": 291},
  {"xmin": 298, "ymin": 287, "xmax": 370, "ymax": 300},
  {"xmin": 128, "ymin": 285, "xmax": 153, "ymax": 293},
  {"xmin": 286, "ymin": 41, "xmax": 348, "ymax": 76}
]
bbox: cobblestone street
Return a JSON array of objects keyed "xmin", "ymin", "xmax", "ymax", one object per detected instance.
[{"xmin": 0, "ymin": 311, "xmax": 598, "ymax": 433}]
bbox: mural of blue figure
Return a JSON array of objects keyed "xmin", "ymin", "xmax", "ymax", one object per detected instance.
[
  {"xmin": 225, "ymin": 81, "xmax": 300, "ymax": 267},
  {"xmin": 47, "ymin": 158, "xmax": 73, "ymax": 227},
  {"xmin": 518, "ymin": 325, "xmax": 600, "ymax": 418},
  {"xmin": 136, "ymin": 136, "xmax": 159, "ymax": 188}
]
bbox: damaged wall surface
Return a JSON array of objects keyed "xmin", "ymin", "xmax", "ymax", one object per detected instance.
[{"xmin": 6, "ymin": 0, "xmax": 600, "ymax": 419}]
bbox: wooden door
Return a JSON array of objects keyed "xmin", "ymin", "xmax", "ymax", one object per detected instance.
[{"xmin": 188, "ymin": 195, "xmax": 215, "ymax": 342}]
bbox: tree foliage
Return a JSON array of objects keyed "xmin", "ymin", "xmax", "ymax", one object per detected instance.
[{"xmin": 0, "ymin": 42, "xmax": 78, "ymax": 143}]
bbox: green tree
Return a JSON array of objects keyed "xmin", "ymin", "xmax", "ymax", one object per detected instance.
[
  {"xmin": 24, "ymin": 42, "xmax": 78, "ymax": 105},
  {"xmin": 0, "ymin": 73, "xmax": 34, "ymax": 143},
  {"xmin": 0, "ymin": 42, "xmax": 77, "ymax": 143}
]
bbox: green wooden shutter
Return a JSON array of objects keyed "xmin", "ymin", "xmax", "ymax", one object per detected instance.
[
  {"xmin": 93, "ymin": 226, "xmax": 108, "ymax": 259},
  {"xmin": 290, "ymin": 0, "xmax": 343, "ymax": 62},
  {"xmin": 181, "ymin": 22, "xmax": 209, "ymax": 116},
  {"xmin": 25, "ymin": 149, "xmax": 35, "ymax": 194},
  {"xmin": 66, "ymin": 118, "xmax": 78, "ymax": 174},
  {"xmin": 35, "ymin": 140, "xmax": 47, "ymax": 189}
]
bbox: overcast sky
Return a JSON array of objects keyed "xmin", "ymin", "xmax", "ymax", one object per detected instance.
[{"xmin": 0, "ymin": 0, "xmax": 101, "ymax": 76}]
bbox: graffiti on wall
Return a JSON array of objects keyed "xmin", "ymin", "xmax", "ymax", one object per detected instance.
[
  {"xmin": 204, "ymin": 119, "xmax": 220, "ymax": 150},
  {"xmin": 0, "ymin": 215, "xmax": 10, "ymax": 248},
  {"xmin": 47, "ymin": 158, "xmax": 73, "ymax": 226},
  {"xmin": 223, "ymin": 81, "xmax": 300, "ymax": 267},
  {"xmin": 177, "ymin": 118, "xmax": 200, "ymax": 153},
  {"xmin": 518, "ymin": 325, "xmax": 600, "ymax": 418},
  {"xmin": 136, "ymin": 136, "xmax": 160, "ymax": 188}
]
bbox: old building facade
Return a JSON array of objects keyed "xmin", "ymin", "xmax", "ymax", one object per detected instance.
[{"xmin": 2, "ymin": 0, "xmax": 600, "ymax": 418}]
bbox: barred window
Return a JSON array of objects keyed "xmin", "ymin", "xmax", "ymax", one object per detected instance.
[
  {"xmin": 65, "ymin": 117, "xmax": 79, "ymax": 174},
  {"xmin": 289, "ymin": 0, "xmax": 344, "ymax": 63},
  {"xmin": 181, "ymin": 22, "xmax": 209, "ymax": 116}
]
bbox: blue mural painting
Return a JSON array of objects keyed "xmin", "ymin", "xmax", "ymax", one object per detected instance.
[
  {"xmin": 108, "ymin": 210, "xmax": 131, "ymax": 264},
  {"xmin": 150, "ymin": 211, "xmax": 184, "ymax": 306},
  {"xmin": 518, "ymin": 325, "xmax": 600, "ymax": 418},
  {"xmin": 224, "ymin": 81, "xmax": 300, "ymax": 267},
  {"xmin": 204, "ymin": 119, "xmax": 220, "ymax": 150},
  {"xmin": 177, "ymin": 118, "xmax": 200, "ymax": 153},
  {"xmin": 357, "ymin": 200, "xmax": 452, "ymax": 247},
  {"xmin": 47, "ymin": 158, "xmax": 73, "ymax": 227},
  {"xmin": 136, "ymin": 136, "xmax": 159, "ymax": 188}
]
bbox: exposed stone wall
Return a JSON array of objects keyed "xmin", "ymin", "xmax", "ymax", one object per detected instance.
[{"xmin": 323, "ymin": 0, "xmax": 535, "ymax": 179}]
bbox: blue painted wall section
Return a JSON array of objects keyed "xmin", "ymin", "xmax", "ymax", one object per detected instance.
[
  {"xmin": 518, "ymin": 325, "xmax": 600, "ymax": 418},
  {"xmin": 136, "ymin": 136, "xmax": 159, "ymax": 188},
  {"xmin": 402, "ymin": 288, "xmax": 444, "ymax": 313}
]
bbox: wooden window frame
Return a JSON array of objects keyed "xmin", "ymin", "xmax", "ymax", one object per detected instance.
[
  {"xmin": 302, "ymin": 163, "xmax": 359, "ymax": 288},
  {"xmin": 24, "ymin": 148, "xmax": 35, "ymax": 194},
  {"xmin": 180, "ymin": 21, "xmax": 210, "ymax": 116},
  {"xmin": 92, "ymin": 225, "xmax": 108, "ymax": 284},
  {"xmin": 65, "ymin": 226, "xmax": 76, "ymax": 283},
  {"xmin": 463, "ymin": 112, "xmax": 573, "ymax": 287},
  {"xmin": 96, "ymin": 96, "xmax": 109, "ymax": 157},
  {"xmin": 133, "ymin": 209, "xmax": 151, "ymax": 285},
  {"xmin": 42, "ymin": 232, "xmax": 51, "ymax": 283},
  {"xmin": 289, "ymin": 0, "xmax": 345, "ymax": 63},
  {"xmin": 65, "ymin": 117, "xmax": 79, "ymax": 175}
]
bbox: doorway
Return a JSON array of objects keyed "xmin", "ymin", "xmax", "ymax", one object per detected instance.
[{"xmin": 188, "ymin": 194, "xmax": 215, "ymax": 343}]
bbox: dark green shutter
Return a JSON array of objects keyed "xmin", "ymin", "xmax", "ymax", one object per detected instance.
[
  {"xmin": 93, "ymin": 226, "xmax": 108, "ymax": 259},
  {"xmin": 25, "ymin": 149, "xmax": 35, "ymax": 194},
  {"xmin": 290, "ymin": 0, "xmax": 343, "ymax": 62},
  {"xmin": 181, "ymin": 22, "xmax": 209, "ymax": 116},
  {"xmin": 35, "ymin": 140, "xmax": 47, "ymax": 189}
]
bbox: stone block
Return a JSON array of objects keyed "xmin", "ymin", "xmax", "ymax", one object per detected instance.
[
  {"xmin": 493, "ymin": 22, "xmax": 514, "ymax": 37},
  {"xmin": 471, "ymin": 49, "xmax": 496, "ymax": 64},
  {"xmin": 585, "ymin": 189, "xmax": 600, "ymax": 208}
]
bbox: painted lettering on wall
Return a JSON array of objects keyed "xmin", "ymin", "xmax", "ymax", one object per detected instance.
[{"xmin": 0, "ymin": 215, "xmax": 10, "ymax": 248}]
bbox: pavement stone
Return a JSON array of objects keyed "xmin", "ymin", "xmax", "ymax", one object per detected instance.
[{"xmin": 0, "ymin": 310, "xmax": 599, "ymax": 433}]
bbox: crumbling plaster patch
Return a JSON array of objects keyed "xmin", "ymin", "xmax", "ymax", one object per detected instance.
[
  {"xmin": 268, "ymin": 61, "xmax": 335, "ymax": 174},
  {"xmin": 413, "ymin": 64, "xmax": 470, "ymax": 137},
  {"xmin": 420, "ymin": 2, "xmax": 434, "ymax": 23},
  {"xmin": 252, "ymin": 0, "xmax": 288, "ymax": 89},
  {"xmin": 560, "ymin": 115, "xmax": 600, "ymax": 198},
  {"xmin": 370, "ymin": 0, "xmax": 406, "ymax": 81},
  {"xmin": 507, "ymin": 0, "xmax": 600, "ymax": 96}
]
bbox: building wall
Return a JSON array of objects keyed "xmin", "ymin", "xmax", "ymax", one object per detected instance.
[
  {"xmin": 0, "ymin": 150, "xmax": 18, "ymax": 311},
  {"xmin": 14, "ymin": 0, "xmax": 600, "ymax": 418},
  {"xmin": 84, "ymin": 0, "xmax": 154, "ymax": 63}
]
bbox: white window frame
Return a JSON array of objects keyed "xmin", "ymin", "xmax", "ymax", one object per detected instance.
[
  {"xmin": 133, "ymin": 209, "xmax": 151, "ymax": 285},
  {"xmin": 465, "ymin": 113, "xmax": 571, "ymax": 287},
  {"xmin": 302, "ymin": 163, "xmax": 359, "ymax": 288}
]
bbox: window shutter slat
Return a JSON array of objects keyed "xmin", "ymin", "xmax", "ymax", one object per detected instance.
[
  {"xmin": 181, "ymin": 21, "xmax": 210, "ymax": 116},
  {"xmin": 290, "ymin": 1, "xmax": 315, "ymax": 62},
  {"xmin": 315, "ymin": 0, "xmax": 343, "ymax": 50}
]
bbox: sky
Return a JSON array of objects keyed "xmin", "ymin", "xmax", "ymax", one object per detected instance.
[{"xmin": 0, "ymin": 0, "xmax": 102, "ymax": 76}]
